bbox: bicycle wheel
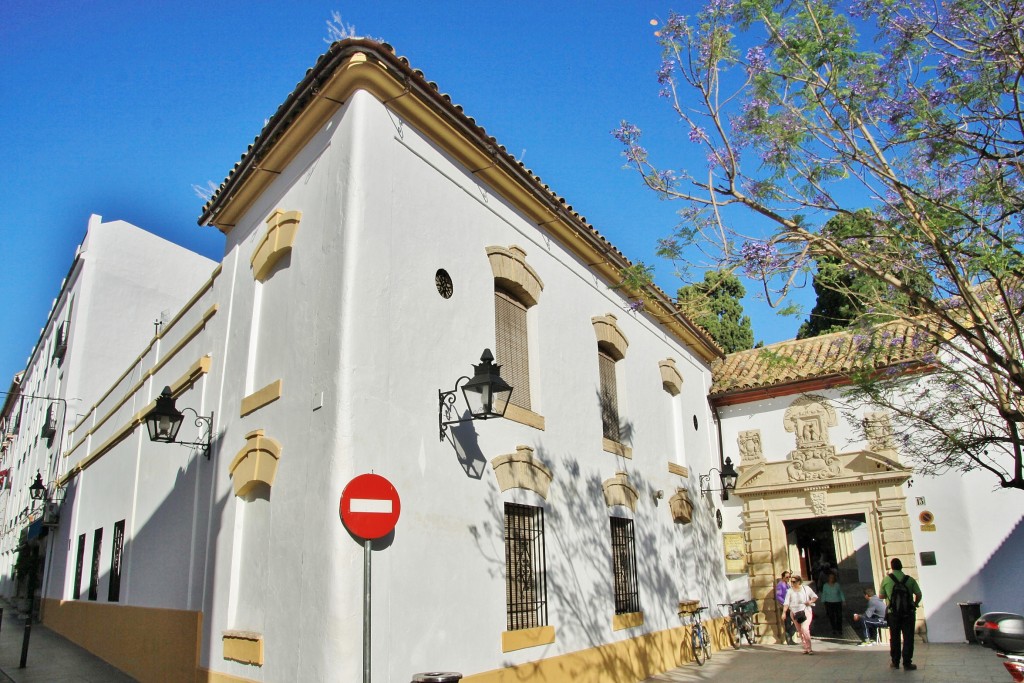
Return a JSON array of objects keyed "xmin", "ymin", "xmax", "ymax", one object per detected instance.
[
  {"xmin": 727, "ymin": 616, "xmax": 740, "ymax": 649},
  {"xmin": 742, "ymin": 618, "xmax": 759, "ymax": 645},
  {"xmin": 691, "ymin": 626, "xmax": 706, "ymax": 665},
  {"xmin": 701, "ymin": 624, "xmax": 712, "ymax": 661}
]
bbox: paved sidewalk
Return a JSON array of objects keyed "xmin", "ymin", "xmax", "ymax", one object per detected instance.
[
  {"xmin": 0, "ymin": 605, "xmax": 135, "ymax": 682},
  {"xmin": 644, "ymin": 638, "xmax": 1010, "ymax": 682}
]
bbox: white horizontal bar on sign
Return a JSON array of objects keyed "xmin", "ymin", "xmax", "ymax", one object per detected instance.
[{"xmin": 350, "ymin": 498, "xmax": 393, "ymax": 514}]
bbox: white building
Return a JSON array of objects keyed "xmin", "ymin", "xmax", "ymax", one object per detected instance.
[
  {"xmin": 0, "ymin": 215, "xmax": 216, "ymax": 611},
  {"xmin": 711, "ymin": 328, "xmax": 1024, "ymax": 644},
  {"xmin": 23, "ymin": 41, "xmax": 734, "ymax": 683}
]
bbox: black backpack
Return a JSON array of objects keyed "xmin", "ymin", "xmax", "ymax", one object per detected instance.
[{"xmin": 887, "ymin": 573, "xmax": 914, "ymax": 620}]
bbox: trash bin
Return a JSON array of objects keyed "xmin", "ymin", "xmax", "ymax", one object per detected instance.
[
  {"xmin": 411, "ymin": 673, "xmax": 462, "ymax": 683},
  {"xmin": 958, "ymin": 602, "xmax": 983, "ymax": 643}
]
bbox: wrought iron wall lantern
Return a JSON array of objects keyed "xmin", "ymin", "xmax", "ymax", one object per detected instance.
[
  {"xmin": 699, "ymin": 457, "xmax": 739, "ymax": 501},
  {"xmin": 28, "ymin": 470, "xmax": 65, "ymax": 526},
  {"xmin": 143, "ymin": 386, "xmax": 214, "ymax": 459},
  {"xmin": 28, "ymin": 471, "xmax": 47, "ymax": 501},
  {"xmin": 438, "ymin": 349, "xmax": 513, "ymax": 441}
]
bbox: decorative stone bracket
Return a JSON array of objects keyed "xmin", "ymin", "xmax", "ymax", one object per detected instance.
[
  {"xmin": 251, "ymin": 209, "xmax": 301, "ymax": 281},
  {"xmin": 229, "ymin": 429, "xmax": 282, "ymax": 497},
  {"xmin": 669, "ymin": 487, "xmax": 694, "ymax": 524},
  {"xmin": 491, "ymin": 445, "xmax": 553, "ymax": 499},
  {"xmin": 659, "ymin": 359, "xmax": 683, "ymax": 396},
  {"xmin": 602, "ymin": 471, "xmax": 638, "ymax": 511}
]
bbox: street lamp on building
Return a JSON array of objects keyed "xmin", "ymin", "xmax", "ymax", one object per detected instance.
[
  {"xmin": 700, "ymin": 457, "xmax": 739, "ymax": 501},
  {"xmin": 143, "ymin": 386, "xmax": 214, "ymax": 459},
  {"xmin": 28, "ymin": 471, "xmax": 46, "ymax": 501},
  {"xmin": 438, "ymin": 349, "xmax": 513, "ymax": 441}
]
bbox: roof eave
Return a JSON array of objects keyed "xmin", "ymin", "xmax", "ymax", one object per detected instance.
[{"xmin": 197, "ymin": 40, "xmax": 724, "ymax": 362}]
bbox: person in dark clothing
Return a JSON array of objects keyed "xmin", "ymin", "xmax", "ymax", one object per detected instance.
[{"xmin": 880, "ymin": 558, "xmax": 923, "ymax": 671}]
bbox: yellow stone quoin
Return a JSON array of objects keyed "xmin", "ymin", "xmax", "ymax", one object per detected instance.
[{"xmin": 222, "ymin": 630, "xmax": 264, "ymax": 666}]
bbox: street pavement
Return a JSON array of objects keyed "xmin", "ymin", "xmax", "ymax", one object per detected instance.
[
  {"xmin": 0, "ymin": 602, "xmax": 1008, "ymax": 683},
  {"xmin": 644, "ymin": 637, "xmax": 1012, "ymax": 682},
  {"xmin": 0, "ymin": 603, "xmax": 135, "ymax": 682}
]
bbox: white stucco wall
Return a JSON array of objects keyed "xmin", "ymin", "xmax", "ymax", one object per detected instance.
[{"xmin": 180, "ymin": 89, "xmax": 733, "ymax": 681}]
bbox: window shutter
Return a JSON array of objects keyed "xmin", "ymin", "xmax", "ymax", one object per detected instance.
[
  {"xmin": 495, "ymin": 290, "xmax": 531, "ymax": 410},
  {"xmin": 599, "ymin": 350, "xmax": 620, "ymax": 442}
]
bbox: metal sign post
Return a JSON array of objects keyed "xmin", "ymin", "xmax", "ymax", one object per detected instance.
[
  {"xmin": 340, "ymin": 474, "xmax": 401, "ymax": 683},
  {"xmin": 364, "ymin": 538, "xmax": 371, "ymax": 683}
]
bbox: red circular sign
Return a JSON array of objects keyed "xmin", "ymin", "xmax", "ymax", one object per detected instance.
[{"xmin": 340, "ymin": 474, "xmax": 401, "ymax": 539}]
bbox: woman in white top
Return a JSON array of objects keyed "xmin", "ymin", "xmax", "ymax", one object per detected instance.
[{"xmin": 782, "ymin": 575, "xmax": 818, "ymax": 654}]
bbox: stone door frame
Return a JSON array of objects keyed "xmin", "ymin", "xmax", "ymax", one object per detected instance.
[{"xmin": 738, "ymin": 468, "xmax": 922, "ymax": 643}]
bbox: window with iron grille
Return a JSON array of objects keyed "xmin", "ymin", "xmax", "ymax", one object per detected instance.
[
  {"xmin": 495, "ymin": 289, "xmax": 531, "ymax": 411},
  {"xmin": 598, "ymin": 349, "xmax": 620, "ymax": 442},
  {"xmin": 73, "ymin": 533, "xmax": 85, "ymax": 600},
  {"xmin": 108, "ymin": 520, "xmax": 125, "ymax": 602},
  {"xmin": 504, "ymin": 503, "xmax": 547, "ymax": 631},
  {"xmin": 610, "ymin": 517, "xmax": 640, "ymax": 614},
  {"xmin": 88, "ymin": 528, "xmax": 102, "ymax": 601}
]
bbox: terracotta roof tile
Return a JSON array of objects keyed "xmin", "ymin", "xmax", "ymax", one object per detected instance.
[
  {"xmin": 710, "ymin": 321, "xmax": 931, "ymax": 396},
  {"xmin": 196, "ymin": 38, "xmax": 726, "ymax": 360}
]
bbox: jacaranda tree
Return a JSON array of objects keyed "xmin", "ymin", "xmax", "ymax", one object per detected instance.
[{"xmin": 614, "ymin": 0, "xmax": 1024, "ymax": 489}]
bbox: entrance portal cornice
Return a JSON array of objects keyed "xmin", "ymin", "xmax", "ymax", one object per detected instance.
[{"xmin": 733, "ymin": 449, "xmax": 912, "ymax": 498}]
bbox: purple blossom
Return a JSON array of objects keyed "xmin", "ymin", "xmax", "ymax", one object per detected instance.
[
  {"xmin": 740, "ymin": 241, "xmax": 780, "ymax": 277},
  {"xmin": 626, "ymin": 299, "xmax": 645, "ymax": 313},
  {"xmin": 706, "ymin": 147, "xmax": 737, "ymax": 171},
  {"xmin": 745, "ymin": 46, "xmax": 768, "ymax": 75},
  {"xmin": 689, "ymin": 126, "xmax": 707, "ymax": 143},
  {"xmin": 657, "ymin": 59, "xmax": 675, "ymax": 85},
  {"xmin": 612, "ymin": 121, "xmax": 642, "ymax": 145},
  {"xmin": 706, "ymin": 0, "xmax": 736, "ymax": 16},
  {"xmin": 612, "ymin": 121, "xmax": 648, "ymax": 163},
  {"xmin": 656, "ymin": 169, "xmax": 677, "ymax": 187},
  {"xmin": 662, "ymin": 12, "xmax": 688, "ymax": 39}
]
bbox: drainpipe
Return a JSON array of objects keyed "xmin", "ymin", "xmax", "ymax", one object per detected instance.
[{"xmin": 710, "ymin": 399, "xmax": 726, "ymax": 469}]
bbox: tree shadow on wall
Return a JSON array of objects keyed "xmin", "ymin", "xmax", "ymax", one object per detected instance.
[{"xmin": 467, "ymin": 441, "xmax": 732, "ymax": 682}]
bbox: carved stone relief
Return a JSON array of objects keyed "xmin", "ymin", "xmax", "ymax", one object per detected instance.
[
  {"xmin": 784, "ymin": 395, "xmax": 838, "ymax": 449},
  {"xmin": 787, "ymin": 446, "xmax": 843, "ymax": 481},
  {"xmin": 809, "ymin": 489, "xmax": 828, "ymax": 515},
  {"xmin": 864, "ymin": 411, "xmax": 896, "ymax": 452},
  {"xmin": 737, "ymin": 430, "xmax": 764, "ymax": 466},
  {"xmin": 784, "ymin": 396, "xmax": 843, "ymax": 482}
]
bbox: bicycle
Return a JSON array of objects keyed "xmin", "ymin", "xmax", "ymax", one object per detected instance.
[
  {"xmin": 719, "ymin": 599, "xmax": 760, "ymax": 648},
  {"xmin": 679, "ymin": 604, "xmax": 712, "ymax": 665}
]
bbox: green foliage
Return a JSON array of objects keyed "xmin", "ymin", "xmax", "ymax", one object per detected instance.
[
  {"xmin": 678, "ymin": 270, "xmax": 756, "ymax": 352},
  {"xmin": 618, "ymin": 0, "xmax": 1024, "ymax": 489},
  {"xmin": 797, "ymin": 211, "xmax": 929, "ymax": 338}
]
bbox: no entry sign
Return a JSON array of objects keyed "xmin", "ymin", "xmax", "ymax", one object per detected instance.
[{"xmin": 340, "ymin": 473, "xmax": 401, "ymax": 540}]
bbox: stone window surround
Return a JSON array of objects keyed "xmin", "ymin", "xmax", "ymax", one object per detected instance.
[
  {"xmin": 488, "ymin": 245, "xmax": 545, "ymax": 431},
  {"xmin": 491, "ymin": 445, "xmax": 557, "ymax": 653}
]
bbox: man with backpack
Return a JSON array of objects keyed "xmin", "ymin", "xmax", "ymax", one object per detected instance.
[{"xmin": 880, "ymin": 558, "xmax": 923, "ymax": 670}]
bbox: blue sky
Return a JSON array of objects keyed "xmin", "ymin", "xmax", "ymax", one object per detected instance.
[{"xmin": 1, "ymin": 1, "xmax": 811, "ymax": 386}]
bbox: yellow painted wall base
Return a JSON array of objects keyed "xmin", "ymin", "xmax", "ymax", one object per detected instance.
[
  {"xmin": 198, "ymin": 667, "xmax": 260, "ymax": 683},
  {"xmin": 42, "ymin": 599, "xmax": 200, "ymax": 683},
  {"xmin": 465, "ymin": 618, "xmax": 728, "ymax": 683}
]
